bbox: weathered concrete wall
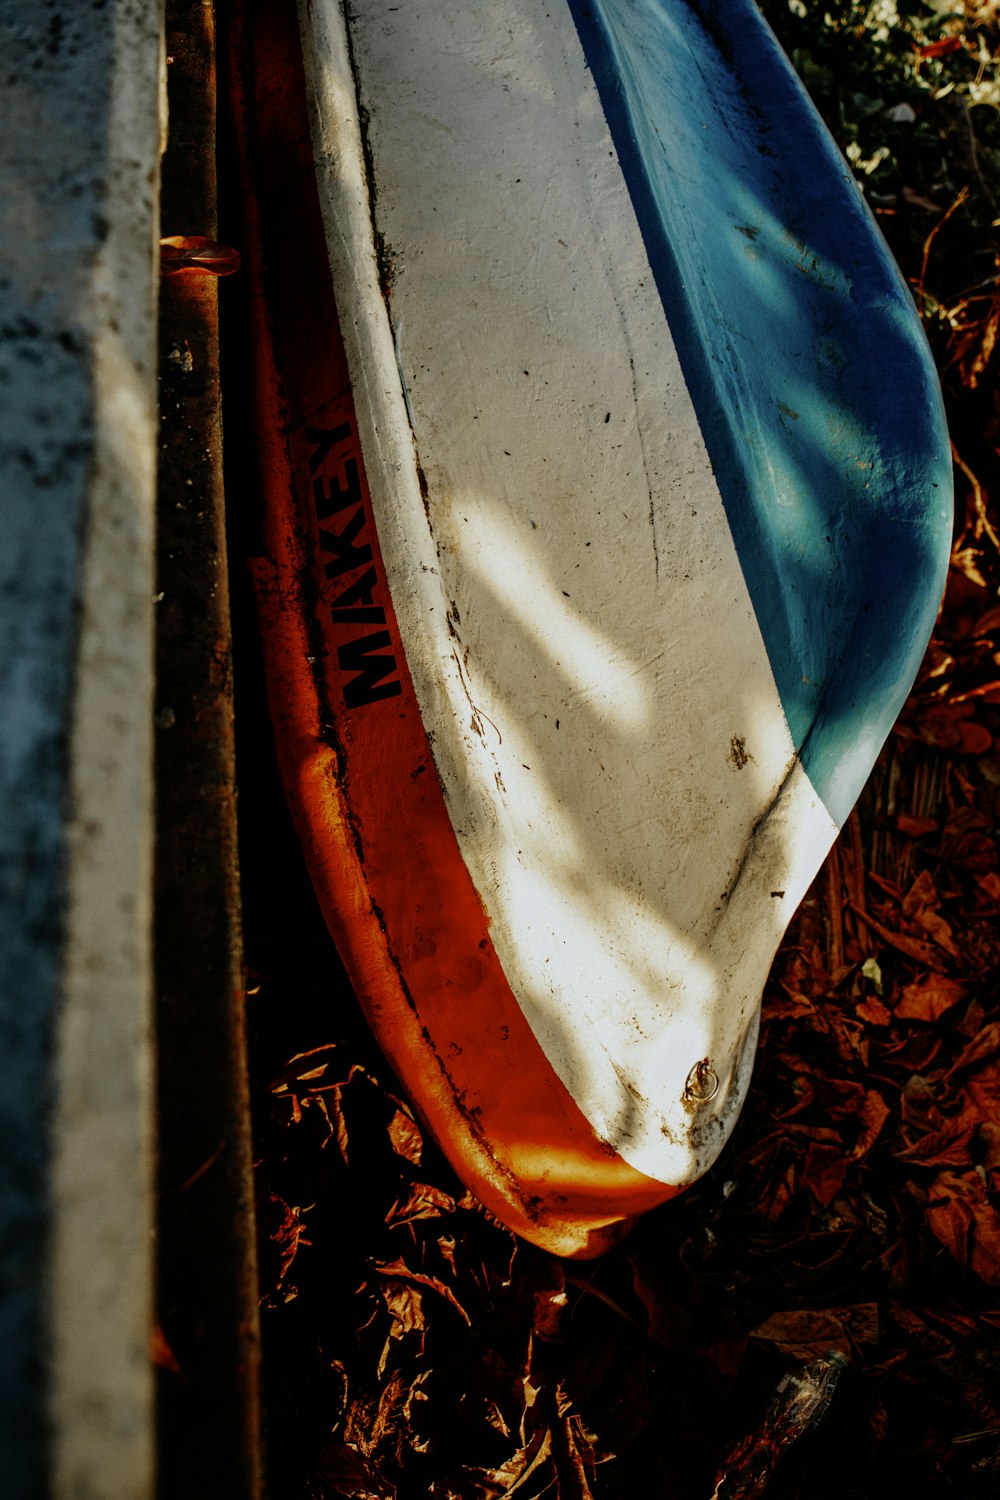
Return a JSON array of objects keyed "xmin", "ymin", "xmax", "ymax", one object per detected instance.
[{"xmin": 0, "ymin": 2, "xmax": 162, "ymax": 1494}]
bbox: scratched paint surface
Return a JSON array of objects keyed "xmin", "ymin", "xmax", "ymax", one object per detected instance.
[
  {"xmin": 569, "ymin": 0, "xmax": 952, "ymax": 827},
  {"xmin": 240, "ymin": 0, "xmax": 686, "ymax": 1257},
  {"xmin": 302, "ymin": 0, "xmax": 831, "ymax": 1185},
  {"xmin": 289, "ymin": 0, "xmax": 948, "ymax": 1201}
]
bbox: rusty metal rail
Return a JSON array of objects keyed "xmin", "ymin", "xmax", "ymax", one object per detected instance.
[{"xmin": 154, "ymin": 3, "xmax": 262, "ymax": 1494}]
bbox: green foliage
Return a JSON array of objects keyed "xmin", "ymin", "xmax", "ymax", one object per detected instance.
[
  {"xmin": 757, "ymin": 0, "xmax": 1000, "ymax": 214},
  {"xmin": 759, "ymin": 0, "xmax": 1000, "ymax": 507}
]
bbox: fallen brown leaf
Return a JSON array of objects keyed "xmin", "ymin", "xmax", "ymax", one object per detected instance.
[
  {"xmin": 750, "ymin": 1304, "xmax": 878, "ymax": 1361},
  {"xmin": 316, "ymin": 1441, "xmax": 395, "ymax": 1499},
  {"xmin": 801, "ymin": 1142, "xmax": 847, "ymax": 1206},
  {"xmin": 372, "ymin": 1257, "xmax": 472, "ymax": 1326},
  {"xmin": 896, "ymin": 974, "xmax": 969, "ymax": 1022},
  {"xmin": 385, "ymin": 1182, "xmax": 456, "ymax": 1228},
  {"xmin": 388, "ymin": 1107, "xmax": 424, "ymax": 1165},
  {"xmin": 925, "ymin": 1171, "xmax": 1000, "ymax": 1286}
]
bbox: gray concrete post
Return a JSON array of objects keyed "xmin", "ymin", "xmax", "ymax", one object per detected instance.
[{"xmin": 0, "ymin": 2, "xmax": 162, "ymax": 1494}]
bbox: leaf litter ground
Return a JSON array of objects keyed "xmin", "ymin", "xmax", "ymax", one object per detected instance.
[{"xmin": 234, "ymin": 6, "xmax": 1000, "ymax": 1495}]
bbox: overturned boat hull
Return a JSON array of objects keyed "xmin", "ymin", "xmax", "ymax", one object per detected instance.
[{"xmin": 235, "ymin": 0, "xmax": 951, "ymax": 1255}]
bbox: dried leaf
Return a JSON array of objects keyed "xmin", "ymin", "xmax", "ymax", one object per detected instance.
[
  {"xmin": 264, "ymin": 1193, "xmax": 313, "ymax": 1284},
  {"xmin": 378, "ymin": 1277, "xmax": 426, "ymax": 1342},
  {"xmin": 801, "ymin": 1142, "xmax": 847, "ymax": 1206},
  {"xmin": 315, "ymin": 1441, "xmax": 395, "ymax": 1499},
  {"xmin": 896, "ymin": 1119, "xmax": 976, "ymax": 1168},
  {"xmin": 910, "ymin": 701, "xmax": 976, "ymax": 749},
  {"xmin": 326, "ymin": 1084, "xmax": 350, "ymax": 1163},
  {"xmin": 902, "ymin": 873, "xmax": 939, "ymax": 922},
  {"xmin": 403, "ymin": 1370, "xmax": 433, "ymax": 1453},
  {"xmin": 917, "ymin": 909, "xmax": 960, "ymax": 957},
  {"xmin": 556, "ymin": 1414, "xmax": 598, "ymax": 1500},
  {"xmin": 388, "ymin": 1108, "xmax": 424, "ymax": 1165},
  {"xmin": 851, "ymin": 1091, "xmax": 891, "ymax": 1159},
  {"xmin": 767, "ymin": 987, "xmax": 815, "ymax": 1019},
  {"xmin": 925, "ymin": 1171, "xmax": 1000, "ymax": 1285},
  {"xmin": 269, "ymin": 1043, "xmax": 342, "ymax": 1093},
  {"xmin": 938, "ymin": 809, "xmax": 997, "ymax": 874},
  {"xmin": 372, "ymin": 1257, "xmax": 472, "ymax": 1325},
  {"xmin": 947, "ymin": 1022, "xmax": 1000, "ymax": 1079},
  {"xmin": 850, "ymin": 905, "xmax": 951, "ymax": 972},
  {"xmin": 896, "ymin": 974, "xmax": 969, "ymax": 1022},
  {"xmin": 958, "ymin": 720, "xmax": 994, "ymax": 754},
  {"xmin": 963, "ymin": 1062, "xmax": 1000, "ymax": 1125},
  {"xmin": 901, "ymin": 1073, "xmax": 944, "ymax": 1132},
  {"xmin": 886, "ymin": 1029, "xmax": 945, "ymax": 1072},
  {"xmin": 343, "ymin": 1372, "xmax": 410, "ymax": 1463},
  {"xmin": 385, "ymin": 1182, "xmax": 456, "ymax": 1228},
  {"xmin": 896, "ymin": 813, "xmax": 939, "ymax": 837},
  {"xmin": 471, "ymin": 1428, "xmax": 553, "ymax": 1497},
  {"xmin": 750, "ymin": 1304, "xmax": 878, "ymax": 1360},
  {"xmin": 856, "ymin": 994, "xmax": 891, "ymax": 1026}
]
